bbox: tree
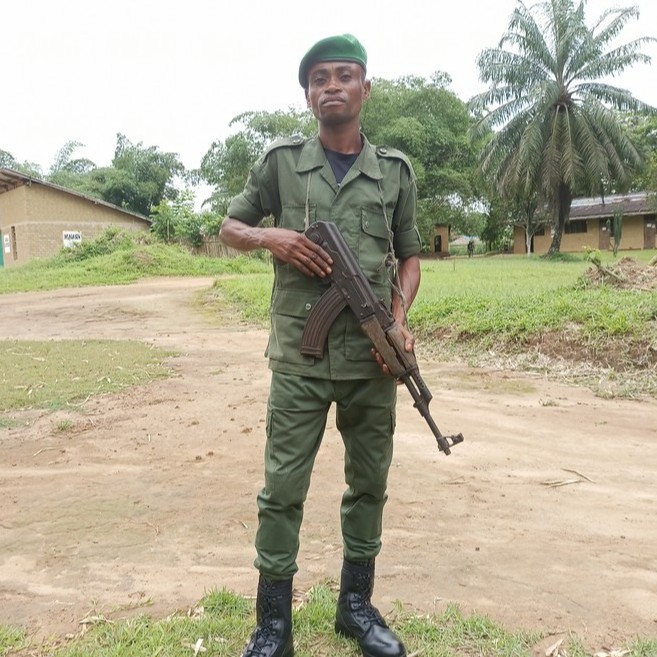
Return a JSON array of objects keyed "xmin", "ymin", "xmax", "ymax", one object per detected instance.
[
  {"xmin": 0, "ymin": 148, "xmax": 42, "ymax": 177},
  {"xmin": 625, "ymin": 113, "xmax": 657, "ymax": 194},
  {"xmin": 611, "ymin": 207, "xmax": 623, "ymax": 256},
  {"xmin": 199, "ymin": 78, "xmax": 478, "ymax": 248},
  {"xmin": 0, "ymin": 149, "xmax": 18, "ymax": 169},
  {"xmin": 150, "ymin": 190, "xmax": 222, "ymax": 248},
  {"xmin": 198, "ymin": 109, "xmax": 314, "ymax": 212},
  {"xmin": 47, "ymin": 141, "xmax": 96, "ymax": 190},
  {"xmin": 361, "ymin": 73, "xmax": 479, "ymax": 247},
  {"xmin": 150, "ymin": 189, "xmax": 196, "ymax": 244},
  {"xmin": 88, "ymin": 134, "xmax": 185, "ymax": 216},
  {"xmin": 470, "ymin": 0, "xmax": 656, "ymax": 255}
]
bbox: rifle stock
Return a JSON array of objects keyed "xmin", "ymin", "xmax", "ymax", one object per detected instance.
[{"xmin": 300, "ymin": 221, "xmax": 464, "ymax": 456}]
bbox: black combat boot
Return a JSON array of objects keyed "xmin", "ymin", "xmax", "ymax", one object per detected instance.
[
  {"xmin": 335, "ymin": 559, "xmax": 406, "ymax": 657},
  {"xmin": 242, "ymin": 576, "xmax": 294, "ymax": 657}
]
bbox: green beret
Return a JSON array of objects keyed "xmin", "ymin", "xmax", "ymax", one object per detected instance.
[{"xmin": 298, "ymin": 34, "xmax": 367, "ymax": 88}]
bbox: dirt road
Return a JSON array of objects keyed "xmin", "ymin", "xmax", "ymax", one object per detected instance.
[{"xmin": 1, "ymin": 277, "xmax": 656, "ymax": 650}]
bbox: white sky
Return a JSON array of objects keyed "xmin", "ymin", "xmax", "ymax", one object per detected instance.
[{"xmin": 2, "ymin": 0, "xmax": 656, "ymax": 176}]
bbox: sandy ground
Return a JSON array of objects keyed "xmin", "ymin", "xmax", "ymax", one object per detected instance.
[{"xmin": 1, "ymin": 277, "xmax": 656, "ymax": 651}]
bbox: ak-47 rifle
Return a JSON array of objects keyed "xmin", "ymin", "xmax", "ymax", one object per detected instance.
[{"xmin": 300, "ymin": 220, "xmax": 464, "ymax": 455}]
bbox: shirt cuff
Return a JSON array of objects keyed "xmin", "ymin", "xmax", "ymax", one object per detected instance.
[{"xmin": 394, "ymin": 226, "xmax": 422, "ymax": 259}]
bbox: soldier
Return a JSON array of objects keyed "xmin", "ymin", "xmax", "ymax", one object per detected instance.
[{"xmin": 219, "ymin": 33, "xmax": 422, "ymax": 657}]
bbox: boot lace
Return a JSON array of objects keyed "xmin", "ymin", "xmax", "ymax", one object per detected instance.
[
  {"xmin": 243, "ymin": 599, "xmax": 279, "ymax": 656},
  {"xmin": 348, "ymin": 571, "xmax": 386, "ymax": 628},
  {"xmin": 350, "ymin": 593, "xmax": 386, "ymax": 627}
]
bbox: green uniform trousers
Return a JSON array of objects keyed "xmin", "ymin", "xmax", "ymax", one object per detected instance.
[{"xmin": 254, "ymin": 371, "xmax": 397, "ymax": 579}]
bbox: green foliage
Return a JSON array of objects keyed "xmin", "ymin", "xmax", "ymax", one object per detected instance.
[
  {"xmin": 0, "ymin": 148, "xmax": 43, "ymax": 177},
  {"xmin": 202, "ymin": 588, "xmax": 252, "ymax": 618},
  {"xmin": 361, "ymin": 74, "xmax": 480, "ymax": 244},
  {"xmin": 625, "ymin": 113, "xmax": 657, "ymax": 193},
  {"xmin": 198, "ymin": 210, "xmax": 224, "ymax": 237},
  {"xmin": 55, "ymin": 226, "xmax": 139, "ymax": 263},
  {"xmin": 363, "ymin": 73, "xmax": 477, "ymax": 199},
  {"xmin": 198, "ymin": 109, "xmax": 315, "ymax": 212},
  {"xmin": 47, "ymin": 140, "xmax": 96, "ymax": 190},
  {"xmin": 0, "ymin": 149, "xmax": 20, "ymax": 169},
  {"xmin": 197, "ymin": 76, "xmax": 480, "ymax": 246},
  {"xmin": 2, "ymin": 137, "xmax": 185, "ymax": 218},
  {"xmin": 151, "ymin": 189, "xmax": 194, "ymax": 243},
  {"xmin": 632, "ymin": 638, "xmax": 657, "ymax": 656},
  {"xmin": 151, "ymin": 191, "xmax": 224, "ymax": 247},
  {"xmin": 149, "ymin": 196, "xmax": 177, "ymax": 242},
  {"xmin": 0, "ymin": 232, "xmax": 270, "ymax": 295},
  {"xmin": 85, "ymin": 133, "xmax": 185, "ymax": 216},
  {"xmin": 470, "ymin": 0, "xmax": 657, "ymax": 254},
  {"xmin": 480, "ymin": 201, "xmax": 514, "ymax": 251}
]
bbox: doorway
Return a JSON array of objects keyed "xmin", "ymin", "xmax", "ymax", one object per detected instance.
[
  {"xmin": 599, "ymin": 220, "xmax": 610, "ymax": 251},
  {"xmin": 644, "ymin": 216, "xmax": 656, "ymax": 250}
]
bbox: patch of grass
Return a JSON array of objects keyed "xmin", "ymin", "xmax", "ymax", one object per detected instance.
[
  {"xmin": 210, "ymin": 250, "xmax": 657, "ymax": 396},
  {"xmin": 0, "ymin": 625, "xmax": 26, "ymax": 655},
  {"xmin": 13, "ymin": 585, "xmax": 655, "ymax": 657},
  {"xmin": 0, "ymin": 417, "xmax": 21, "ymax": 430},
  {"xmin": 0, "ymin": 340, "xmax": 175, "ymax": 413},
  {"xmin": 207, "ymin": 274, "xmax": 272, "ymax": 326},
  {"xmin": 55, "ymin": 419, "xmax": 74, "ymax": 432},
  {"xmin": 408, "ymin": 255, "xmax": 657, "ymax": 395},
  {"xmin": 0, "ymin": 230, "xmax": 270, "ymax": 295}
]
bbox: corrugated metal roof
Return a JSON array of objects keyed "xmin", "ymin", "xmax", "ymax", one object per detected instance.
[
  {"xmin": 0, "ymin": 168, "xmax": 151, "ymax": 223},
  {"xmin": 570, "ymin": 192, "xmax": 655, "ymax": 219}
]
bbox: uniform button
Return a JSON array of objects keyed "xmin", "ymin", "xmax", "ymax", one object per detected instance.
[
  {"xmin": 305, "ymin": 303, "xmax": 312, "ymax": 311},
  {"xmin": 365, "ymin": 221, "xmax": 369, "ymax": 228},
  {"xmin": 378, "ymin": 147, "xmax": 387, "ymax": 154}
]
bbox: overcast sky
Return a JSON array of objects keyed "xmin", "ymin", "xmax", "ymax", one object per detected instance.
[{"xmin": 3, "ymin": 0, "xmax": 656, "ymax": 176}]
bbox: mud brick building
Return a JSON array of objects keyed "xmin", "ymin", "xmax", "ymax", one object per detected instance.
[
  {"xmin": 513, "ymin": 192, "xmax": 657, "ymax": 254},
  {"xmin": 0, "ymin": 168, "xmax": 151, "ymax": 268}
]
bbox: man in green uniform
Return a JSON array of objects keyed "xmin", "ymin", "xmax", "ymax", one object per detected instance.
[{"xmin": 219, "ymin": 34, "xmax": 422, "ymax": 657}]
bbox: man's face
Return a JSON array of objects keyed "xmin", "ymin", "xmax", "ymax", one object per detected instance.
[{"xmin": 305, "ymin": 61, "xmax": 370, "ymax": 126}]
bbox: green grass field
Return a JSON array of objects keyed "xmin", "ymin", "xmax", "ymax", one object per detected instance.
[{"xmin": 209, "ymin": 249, "xmax": 657, "ymax": 397}]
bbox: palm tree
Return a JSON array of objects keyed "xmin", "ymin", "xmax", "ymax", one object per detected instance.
[{"xmin": 469, "ymin": 0, "xmax": 656, "ymax": 255}]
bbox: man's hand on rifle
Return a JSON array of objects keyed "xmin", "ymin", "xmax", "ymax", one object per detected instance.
[
  {"xmin": 219, "ymin": 219, "xmax": 333, "ymax": 279},
  {"xmin": 267, "ymin": 229, "xmax": 333, "ymax": 278},
  {"xmin": 371, "ymin": 322, "xmax": 415, "ymax": 380}
]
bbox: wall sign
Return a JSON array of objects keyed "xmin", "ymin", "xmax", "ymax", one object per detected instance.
[{"xmin": 63, "ymin": 231, "xmax": 82, "ymax": 248}]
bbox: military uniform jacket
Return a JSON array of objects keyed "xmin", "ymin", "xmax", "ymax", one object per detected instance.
[{"xmin": 227, "ymin": 133, "xmax": 421, "ymax": 380}]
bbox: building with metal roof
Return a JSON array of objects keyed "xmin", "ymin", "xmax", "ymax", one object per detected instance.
[{"xmin": 513, "ymin": 192, "xmax": 656, "ymax": 254}]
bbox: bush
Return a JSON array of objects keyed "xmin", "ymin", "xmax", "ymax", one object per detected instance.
[{"xmin": 54, "ymin": 227, "xmax": 142, "ymax": 263}]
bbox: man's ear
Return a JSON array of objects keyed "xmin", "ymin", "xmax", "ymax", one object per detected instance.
[
  {"xmin": 305, "ymin": 89, "xmax": 311, "ymax": 107},
  {"xmin": 363, "ymin": 80, "xmax": 371, "ymax": 100}
]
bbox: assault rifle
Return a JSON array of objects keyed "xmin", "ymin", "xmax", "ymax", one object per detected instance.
[{"xmin": 300, "ymin": 221, "xmax": 464, "ymax": 455}]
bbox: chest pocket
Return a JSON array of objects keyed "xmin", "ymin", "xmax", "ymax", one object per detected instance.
[
  {"xmin": 357, "ymin": 207, "xmax": 392, "ymax": 282},
  {"xmin": 279, "ymin": 204, "xmax": 317, "ymax": 231}
]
